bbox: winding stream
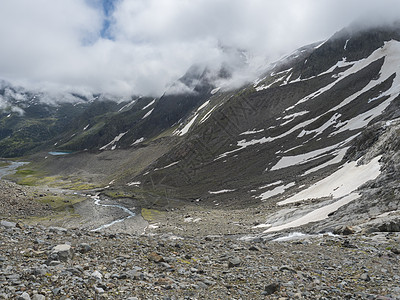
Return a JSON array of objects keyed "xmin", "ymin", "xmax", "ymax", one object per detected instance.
[
  {"xmin": 90, "ymin": 194, "xmax": 136, "ymax": 232},
  {"xmin": 0, "ymin": 161, "xmax": 137, "ymax": 232},
  {"xmin": 0, "ymin": 161, "xmax": 28, "ymax": 179}
]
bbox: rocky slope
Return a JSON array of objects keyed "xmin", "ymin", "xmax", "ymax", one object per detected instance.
[
  {"xmin": 1, "ymin": 218, "xmax": 400, "ymax": 299},
  {"xmin": 0, "ymin": 180, "xmax": 50, "ymax": 218},
  {"xmin": 1, "ymin": 22, "xmax": 400, "ymax": 299}
]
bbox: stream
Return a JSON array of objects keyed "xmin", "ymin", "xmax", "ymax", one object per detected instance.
[
  {"xmin": 0, "ymin": 161, "xmax": 28, "ymax": 179},
  {"xmin": 0, "ymin": 161, "xmax": 137, "ymax": 232},
  {"xmin": 90, "ymin": 194, "xmax": 136, "ymax": 232}
]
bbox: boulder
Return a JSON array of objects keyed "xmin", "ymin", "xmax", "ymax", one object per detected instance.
[
  {"xmin": 50, "ymin": 244, "xmax": 73, "ymax": 262},
  {"xmin": 0, "ymin": 220, "xmax": 16, "ymax": 228}
]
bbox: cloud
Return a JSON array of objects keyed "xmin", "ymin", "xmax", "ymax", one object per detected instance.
[{"xmin": 0, "ymin": 0, "xmax": 399, "ymax": 98}]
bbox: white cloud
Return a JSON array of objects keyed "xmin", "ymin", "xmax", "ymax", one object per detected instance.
[{"xmin": 0, "ymin": 0, "xmax": 399, "ymax": 98}]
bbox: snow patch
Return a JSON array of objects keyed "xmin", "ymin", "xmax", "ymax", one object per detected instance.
[
  {"xmin": 265, "ymin": 193, "xmax": 360, "ymax": 232},
  {"xmin": 297, "ymin": 113, "xmax": 341, "ymax": 138},
  {"xmin": 272, "ymin": 232, "xmax": 306, "ymax": 241},
  {"xmin": 211, "ymin": 87, "xmax": 221, "ymax": 94},
  {"xmin": 302, "ymin": 147, "xmax": 349, "ymax": 176},
  {"xmin": 240, "ymin": 129, "xmax": 265, "ymax": 135},
  {"xmin": 142, "ymin": 108, "xmax": 154, "ymax": 119},
  {"xmin": 209, "ymin": 189, "xmax": 236, "ymax": 194},
  {"xmin": 142, "ymin": 99, "xmax": 156, "ymax": 110},
  {"xmin": 314, "ymin": 40, "xmax": 327, "ymax": 49},
  {"xmin": 119, "ymin": 98, "xmax": 137, "ymax": 112},
  {"xmin": 259, "ymin": 180, "xmax": 283, "ymax": 190},
  {"xmin": 197, "ymin": 100, "xmax": 210, "ymax": 112},
  {"xmin": 154, "ymin": 161, "xmax": 180, "ymax": 171},
  {"xmin": 258, "ymin": 182, "xmax": 295, "ymax": 201},
  {"xmin": 255, "ymin": 76, "xmax": 286, "ymax": 91},
  {"xmin": 99, "ymin": 132, "xmax": 128, "ymax": 151},
  {"xmin": 344, "ymin": 39, "xmax": 350, "ymax": 50},
  {"xmin": 175, "ymin": 114, "xmax": 198, "ymax": 136},
  {"xmin": 200, "ymin": 106, "xmax": 218, "ymax": 124},
  {"xmin": 216, "ymin": 117, "xmax": 319, "ymax": 160},
  {"xmin": 131, "ymin": 137, "xmax": 145, "ymax": 146},
  {"xmin": 278, "ymin": 156, "xmax": 381, "ymax": 206}
]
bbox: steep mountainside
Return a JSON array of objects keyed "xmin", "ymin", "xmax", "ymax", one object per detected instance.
[
  {"xmin": 2, "ymin": 23, "xmax": 400, "ymax": 237},
  {"xmin": 124, "ymin": 23, "xmax": 400, "ymax": 234}
]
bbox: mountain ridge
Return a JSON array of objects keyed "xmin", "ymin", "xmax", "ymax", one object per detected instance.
[{"xmin": 1, "ymin": 23, "xmax": 400, "ymax": 238}]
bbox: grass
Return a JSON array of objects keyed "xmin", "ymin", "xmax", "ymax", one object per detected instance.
[
  {"xmin": 8, "ymin": 166, "xmax": 101, "ymax": 191},
  {"xmin": 36, "ymin": 194, "xmax": 86, "ymax": 211},
  {"xmin": 141, "ymin": 208, "xmax": 164, "ymax": 221},
  {"xmin": 22, "ymin": 212, "xmax": 82, "ymax": 225}
]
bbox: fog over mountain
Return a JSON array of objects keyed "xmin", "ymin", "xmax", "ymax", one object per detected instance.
[{"xmin": 1, "ymin": 0, "xmax": 400, "ymax": 97}]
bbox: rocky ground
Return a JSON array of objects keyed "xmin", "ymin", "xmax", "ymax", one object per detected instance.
[
  {"xmin": 1, "ymin": 220, "xmax": 400, "ymax": 300},
  {"xmin": 0, "ymin": 180, "xmax": 51, "ymax": 218},
  {"xmin": 1, "ymin": 178, "xmax": 400, "ymax": 299},
  {"xmin": 1, "ymin": 165, "xmax": 400, "ymax": 299}
]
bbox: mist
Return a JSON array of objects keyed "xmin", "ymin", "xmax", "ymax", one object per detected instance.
[{"xmin": 0, "ymin": 0, "xmax": 400, "ymax": 98}]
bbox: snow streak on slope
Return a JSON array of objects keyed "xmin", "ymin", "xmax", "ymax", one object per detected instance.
[
  {"xmin": 175, "ymin": 114, "xmax": 199, "ymax": 136},
  {"xmin": 278, "ymin": 156, "xmax": 382, "ymax": 206},
  {"xmin": 288, "ymin": 40, "xmax": 400, "ymax": 112},
  {"xmin": 271, "ymin": 134, "xmax": 358, "ymax": 171},
  {"xmin": 142, "ymin": 99, "xmax": 156, "ymax": 110},
  {"xmin": 142, "ymin": 108, "xmax": 154, "ymax": 119},
  {"xmin": 264, "ymin": 193, "xmax": 360, "ymax": 233},
  {"xmin": 216, "ymin": 41, "xmax": 400, "ymax": 165},
  {"xmin": 100, "ymin": 132, "xmax": 128, "ymax": 151},
  {"xmin": 215, "ymin": 117, "xmax": 320, "ymax": 160},
  {"xmin": 258, "ymin": 182, "xmax": 295, "ymax": 201},
  {"xmin": 302, "ymin": 147, "xmax": 349, "ymax": 176}
]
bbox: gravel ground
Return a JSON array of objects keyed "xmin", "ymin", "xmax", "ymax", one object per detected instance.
[
  {"xmin": 1, "ymin": 179, "xmax": 400, "ymax": 299},
  {"xmin": 1, "ymin": 218, "xmax": 400, "ymax": 299},
  {"xmin": 0, "ymin": 180, "xmax": 51, "ymax": 218}
]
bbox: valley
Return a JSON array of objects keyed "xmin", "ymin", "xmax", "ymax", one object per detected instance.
[{"xmin": 1, "ymin": 22, "xmax": 400, "ymax": 299}]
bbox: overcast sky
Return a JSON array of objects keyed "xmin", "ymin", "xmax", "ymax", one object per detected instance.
[{"xmin": 0, "ymin": 0, "xmax": 399, "ymax": 98}]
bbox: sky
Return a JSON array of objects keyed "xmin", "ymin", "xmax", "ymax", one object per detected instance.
[{"xmin": 0, "ymin": 0, "xmax": 399, "ymax": 98}]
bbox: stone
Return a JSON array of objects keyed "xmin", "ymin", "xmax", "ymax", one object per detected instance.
[
  {"xmin": 248, "ymin": 245, "xmax": 261, "ymax": 251},
  {"xmin": 31, "ymin": 295, "xmax": 45, "ymax": 300},
  {"xmin": 91, "ymin": 270, "xmax": 103, "ymax": 280},
  {"xmin": 279, "ymin": 265, "xmax": 297, "ymax": 273},
  {"xmin": 51, "ymin": 244, "xmax": 73, "ymax": 262},
  {"xmin": 228, "ymin": 257, "xmax": 241, "ymax": 268},
  {"xmin": 391, "ymin": 248, "xmax": 400, "ymax": 254},
  {"xmin": 52, "ymin": 288, "xmax": 61, "ymax": 296},
  {"xmin": 17, "ymin": 292, "xmax": 30, "ymax": 300},
  {"xmin": 94, "ymin": 287, "xmax": 105, "ymax": 294},
  {"xmin": 0, "ymin": 220, "xmax": 16, "ymax": 228},
  {"xmin": 263, "ymin": 283, "xmax": 280, "ymax": 295},
  {"xmin": 341, "ymin": 240, "xmax": 357, "ymax": 248},
  {"xmin": 77, "ymin": 243, "xmax": 92, "ymax": 254},
  {"xmin": 48, "ymin": 227, "xmax": 68, "ymax": 233},
  {"xmin": 148, "ymin": 252, "xmax": 164, "ymax": 263},
  {"xmin": 31, "ymin": 268, "xmax": 47, "ymax": 276},
  {"xmin": 334, "ymin": 225, "xmax": 356, "ymax": 235},
  {"xmin": 360, "ymin": 273, "xmax": 371, "ymax": 281}
]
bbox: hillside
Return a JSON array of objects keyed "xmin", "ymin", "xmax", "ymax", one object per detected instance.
[{"xmin": 1, "ymin": 22, "xmax": 400, "ymax": 299}]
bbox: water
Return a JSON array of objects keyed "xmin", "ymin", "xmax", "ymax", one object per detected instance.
[
  {"xmin": 0, "ymin": 161, "xmax": 135, "ymax": 232},
  {"xmin": 90, "ymin": 194, "xmax": 136, "ymax": 232},
  {"xmin": 0, "ymin": 161, "xmax": 28, "ymax": 179},
  {"xmin": 48, "ymin": 151, "xmax": 72, "ymax": 156}
]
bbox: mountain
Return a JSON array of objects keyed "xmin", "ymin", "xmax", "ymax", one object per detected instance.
[
  {"xmin": 2, "ymin": 23, "xmax": 400, "ymax": 237},
  {"xmin": 127, "ymin": 22, "xmax": 400, "ymax": 235}
]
